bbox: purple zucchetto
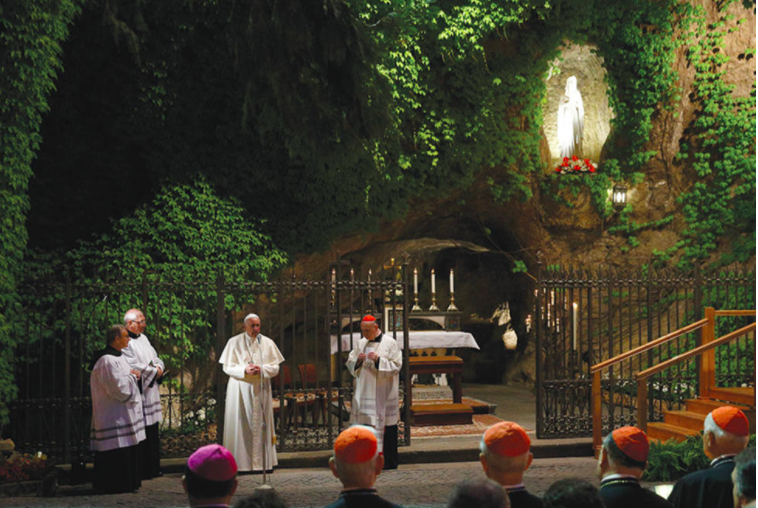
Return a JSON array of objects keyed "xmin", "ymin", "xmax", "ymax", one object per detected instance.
[{"xmin": 187, "ymin": 444, "xmax": 237, "ymax": 482}]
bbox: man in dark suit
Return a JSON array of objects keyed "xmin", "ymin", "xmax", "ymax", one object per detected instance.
[
  {"xmin": 669, "ymin": 406, "xmax": 750, "ymax": 508},
  {"xmin": 479, "ymin": 422, "xmax": 542, "ymax": 508},
  {"xmin": 597, "ymin": 426, "xmax": 672, "ymax": 508},
  {"xmin": 325, "ymin": 425, "xmax": 403, "ymax": 508}
]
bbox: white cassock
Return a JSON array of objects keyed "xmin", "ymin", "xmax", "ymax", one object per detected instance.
[
  {"xmin": 219, "ymin": 332, "xmax": 285, "ymax": 471},
  {"xmin": 346, "ymin": 334, "xmax": 402, "ymax": 449},
  {"xmin": 90, "ymin": 352, "xmax": 146, "ymax": 452},
  {"xmin": 121, "ymin": 334, "xmax": 164, "ymax": 426}
]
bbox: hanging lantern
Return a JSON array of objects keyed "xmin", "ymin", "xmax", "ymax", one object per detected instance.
[{"xmin": 612, "ymin": 184, "xmax": 627, "ymax": 209}]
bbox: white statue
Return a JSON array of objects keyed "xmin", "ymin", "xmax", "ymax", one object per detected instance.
[{"xmin": 557, "ymin": 76, "xmax": 584, "ymax": 158}]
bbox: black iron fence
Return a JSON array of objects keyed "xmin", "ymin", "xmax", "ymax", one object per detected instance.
[
  {"xmin": 536, "ymin": 265, "xmax": 755, "ymax": 439},
  {"xmin": 8, "ymin": 262, "xmax": 411, "ymax": 464}
]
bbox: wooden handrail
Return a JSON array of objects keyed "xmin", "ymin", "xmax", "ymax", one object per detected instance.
[
  {"xmin": 590, "ymin": 319, "xmax": 708, "ymax": 373},
  {"xmin": 714, "ymin": 310, "xmax": 757, "ymax": 317},
  {"xmin": 636, "ymin": 322, "xmax": 756, "ymax": 431},
  {"xmin": 591, "ymin": 307, "xmax": 756, "ymax": 455},
  {"xmin": 636, "ymin": 323, "xmax": 756, "ymax": 381}
]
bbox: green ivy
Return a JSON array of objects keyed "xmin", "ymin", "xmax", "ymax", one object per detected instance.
[
  {"xmin": 675, "ymin": 3, "xmax": 756, "ymax": 268},
  {"xmin": 0, "ymin": 0, "xmax": 83, "ymax": 427}
]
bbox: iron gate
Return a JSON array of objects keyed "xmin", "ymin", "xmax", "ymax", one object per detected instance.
[
  {"xmin": 7, "ymin": 260, "xmax": 411, "ymax": 463},
  {"xmin": 536, "ymin": 265, "xmax": 755, "ymax": 439}
]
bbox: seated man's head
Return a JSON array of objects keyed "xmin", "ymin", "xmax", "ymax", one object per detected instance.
[
  {"xmin": 732, "ymin": 446, "xmax": 756, "ymax": 508},
  {"xmin": 479, "ymin": 422, "xmax": 533, "ymax": 486},
  {"xmin": 703, "ymin": 406, "xmax": 750, "ymax": 460},
  {"xmin": 447, "ymin": 478, "xmax": 510, "ymax": 508},
  {"xmin": 183, "ymin": 444, "xmax": 238, "ymax": 507},
  {"xmin": 596, "ymin": 426, "xmax": 649, "ymax": 480},
  {"xmin": 329, "ymin": 425, "xmax": 383, "ymax": 490},
  {"xmin": 543, "ymin": 478, "xmax": 604, "ymax": 508}
]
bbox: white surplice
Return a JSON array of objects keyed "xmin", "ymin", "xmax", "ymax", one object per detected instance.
[
  {"xmin": 219, "ymin": 332, "xmax": 284, "ymax": 471},
  {"xmin": 346, "ymin": 334, "xmax": 402, "ymax": 448},
  {"xmin": 121, "ymin": 333, "xmax": 165, "ymax": 426},
  {"xmin": 90, "ymin": 351, "xmax": 146, "ymax": 452}
]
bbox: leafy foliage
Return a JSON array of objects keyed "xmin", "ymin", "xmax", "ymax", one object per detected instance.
[
  {"xmin": 645, "ymin": 433, "xmax": 756, "ymax": 481},
  {"xmin": 0, "ymin": 0, "xmax": 83, "ymax": 427}
]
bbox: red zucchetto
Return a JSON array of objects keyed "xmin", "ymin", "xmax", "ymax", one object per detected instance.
[
  {"xmin": 484, "ymin": 422, "xmax": 531, "ymax": 457},
  {"xmin": 361, "ymin": 315, "xmax": 376, "ymax": 322},
  {"xmin": 611, "ymin": 426, "xmax": 649, "ymax": 463},
  {"xmin": 334, "ymin": 426, "xmax": 378, "ymax": 463},
  {"xmin": 712, "ymin": 406, "xmax": 749, "ymax": 437}
]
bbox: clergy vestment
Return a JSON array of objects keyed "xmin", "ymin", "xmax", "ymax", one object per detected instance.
[
  {"xmin": 600, "ymin": 475, "xmax": 673, "ymax": 508},
  {"xmin": 323, "ymin": 488, "xmax": 404, "ymax": 508},
  {"xmin": 219, "ymin": 332, "xmax": 284, "ymax": 471},
  {"xmin": 90, "ymin": 347, "xmax": 146, "ymax": 493},
  {"xmin": 346, "ymin": 333, "xmax": 402, "ymax": 465},
  {"xmin": 505, "ymin": 485, "xmax": 544, "ymax": 508},
  {"xmin": 668, "ymin": 455, "xmax": 737, "ymax": 508},
  {"xmin": 121, "ymin": 332, "xmax": 164, "ymax": 479}
]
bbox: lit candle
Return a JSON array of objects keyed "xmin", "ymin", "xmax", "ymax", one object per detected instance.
[
  {"xmin": 431, "ymin": 269, "xmax": 436, "ymax": 294},
  {"xmin": 449, "ymin": 268, "xmax": 454, "ymax": 293},
  {"xmin": 331, "ymin": 268, "xmax": 336, "ymax": 284},
  {"xmin": 572, "ymin": 302, "xmax": 578, "ymax": 350},
  {"xmin": 350, "ymin": 268, "xmax": 355, "ymax": 281},
  {"xmin": 368, "ymin": 269, "xmax": 372, "ymax": 282},
  {"xmin": 413, "ymin": 268, "xmax": 418, "ymax": 293}
]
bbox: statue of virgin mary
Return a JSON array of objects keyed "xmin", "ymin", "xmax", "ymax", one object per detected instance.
[{"xmin": 557, "ymin": 76, "xmax": 584, "ymax": 159}]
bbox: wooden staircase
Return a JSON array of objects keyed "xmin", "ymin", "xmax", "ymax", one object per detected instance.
[
  {"xmin": 591, "ymin": 308, "xmax": 756, "ymax": 454},
  {"xmin": 648, "ymin": 387, "xmax": 756, "ymax": 442}
]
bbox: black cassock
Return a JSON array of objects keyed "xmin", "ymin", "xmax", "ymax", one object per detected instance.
[
  {"xmin": 599, "ymin": 477, "xmax": 673, "ymax": 508},
  {"xmin": 506, "ymin": 485, "xmax": 544, "ymax": 508},
  {"xmin": 323, "ymin": 488, "xmax": 403, "ymax": 508},
  {"xmin": 668, "ymin": 455, "xmax": 736, "ymax": 508}
]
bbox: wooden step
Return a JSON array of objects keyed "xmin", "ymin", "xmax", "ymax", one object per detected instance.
[
  {"xmin": 663, "ymin": 410, "xmax": 706, "ymax": 432},
  {"xmin": 708, "ymin": 386, "xmax": 756, "ymax": 406},
  {"xmin": 647, "ymin": 422, "xmax": 700, "ymax": 443},
  {"xmin": 685, "ymin": 397, "xmax": 753, "ymax": 415},
  {"xmin": 410, "ymin": 403, "xmax": 473, "ymax": 427}
]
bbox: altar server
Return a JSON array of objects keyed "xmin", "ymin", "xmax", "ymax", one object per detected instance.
[
  {"xmin": 669, "ymin": 406, "xmax": 750, "ymax": 508},
  {"xmin": 346, "ymin": 315, "xmax": 402, "ymax": 469},
  {"xmin": 597, "ymin": 426, "xmax": 673, "ymax": 508},
  {"xmin": 122, "ymin": 308, "xmax": 165, "ymax": 479},
  {"xmin": 219, "ymin": 313, "xmax": 285, "ymax": 472},
  {"xmin": 479, "ymin": 421, "xmax": 542, "ymax": 508},
  {"xmin": 90, "ymin": 324, "xmax": 146, "ymax": 493}
]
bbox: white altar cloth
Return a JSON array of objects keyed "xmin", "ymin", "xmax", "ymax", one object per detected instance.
[{"xmin": 331, "ymin": 331, "xmax": 479, "ymax": 355}]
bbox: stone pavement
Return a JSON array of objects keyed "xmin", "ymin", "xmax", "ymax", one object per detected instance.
[{"xmin": 2, "ymin": 456, "xmax": 671, "ymax": 508}]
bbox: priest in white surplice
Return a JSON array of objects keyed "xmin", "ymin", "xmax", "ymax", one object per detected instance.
[
  {"xmin": 219, "ymin": 313, "xmax": 285, "ymax": 472},
  {"xmin": 90, "ymin": 324, "xmax": 145, "ymax": 493},
  {"xmin": 121, "ymin": 308, "xmax": 165, "ymax": 479},
  {"xmin": 346, "ymin": 314, "xmax": 402, "ymax": 469}
]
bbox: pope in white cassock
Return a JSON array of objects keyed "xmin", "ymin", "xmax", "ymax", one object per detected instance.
[
  {"xmin": 346, "ymin": 314, "xmax": 402, "ymax": 469},
  {"xmin": 219, "ymin": 313, "xmax": 285, "ymax": 472}
]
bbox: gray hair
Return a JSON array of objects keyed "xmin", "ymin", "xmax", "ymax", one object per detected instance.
[
  {"xmin": 479, "ymin": 435, "xmax": 529, "ymax": 473},
  {"xmin": 124, "ymin": 310, "xmax": 140, "ymax": 325},
  {"xmin": 704, "ymin": 412, "xmax": 749, "ymax": 447}
]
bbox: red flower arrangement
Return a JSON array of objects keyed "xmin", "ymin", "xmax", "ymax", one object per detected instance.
[
  {"xmin": 554, "ymin": 155, "xmax": 597, "ymax": 174},
  {"xmin": 0, "ymin": 452, "xmax": 50, "ymax": 483}
]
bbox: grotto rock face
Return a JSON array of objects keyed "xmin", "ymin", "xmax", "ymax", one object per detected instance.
[{"xmin": 293, "ymin": 2, "xmax": 755, "ymax": 387}]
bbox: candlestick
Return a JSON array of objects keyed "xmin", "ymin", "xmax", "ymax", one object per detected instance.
[
  {"xmin": 572, "ymin": 302, "xmax": 578, "ymax": 351},
  {"xmin": 412, "ymin": 268, "xmax": 421, "ymax": 312},
  {"xmin": 449, "ymin": 268, "xmax": 454, "ymax": 293},
  {"xmin": 447, "ymin": 291, "xmax": 458, "ymax": 312},
  {"xmin": 429, "ymin": 269, "xmax": 439, "ymax": 311}
]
